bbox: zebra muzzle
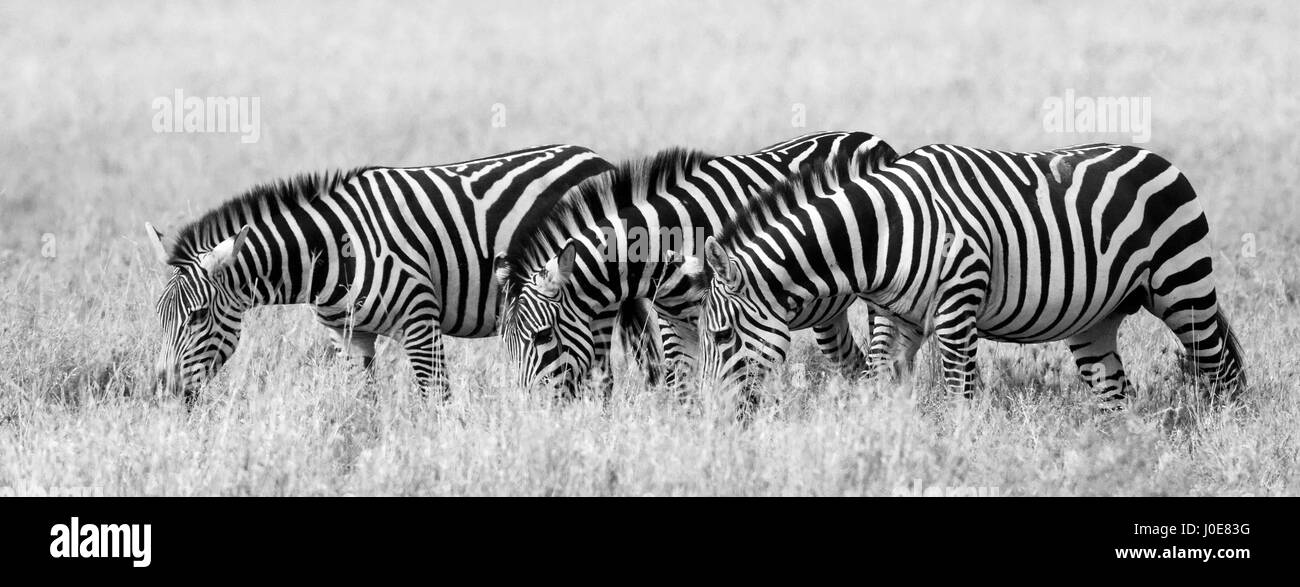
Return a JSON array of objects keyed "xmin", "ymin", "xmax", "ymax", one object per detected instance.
[{"xmin": 153, "ymin": 357, "xmax": 181, "ymax": 397}]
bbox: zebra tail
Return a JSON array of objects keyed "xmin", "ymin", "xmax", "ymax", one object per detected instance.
[
  {"xmin": 1216, "ymin": 309, "xmax": 1247, "ymax": 389},
  {"xmin": 616, "ymin": 298, "xmax": 664, "ymax": 386}
]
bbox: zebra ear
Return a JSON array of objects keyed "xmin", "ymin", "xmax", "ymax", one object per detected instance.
[
  {"xmin": 144, "ymin": 222, "xmax": 170, "ymax": 265},
  {"xmin": 703, "ymin": 237, "xmax": 738, "ymax": 286},
  {"xmin": 493, "ymin": 253, "xmax": 514, "ymax": 286},
  {"xmin": 201, "ymin": 225, "xmax": 251, "ymax": 277},
  {"xmin": 540, "ymin": 240, "xmax": 577, "ymax": 296}
]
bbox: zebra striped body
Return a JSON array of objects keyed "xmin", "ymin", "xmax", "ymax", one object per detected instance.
[
  {"xmin": 494, "ymin": 132, "xmax": 898, "ymax": 396},
  {"xmin": 147, "ymin": 145, "xmax": 613, "ymax": 399},
  {"xmin": 696, "ymin": 143, "xmax": 1246, "ymax": 407}
]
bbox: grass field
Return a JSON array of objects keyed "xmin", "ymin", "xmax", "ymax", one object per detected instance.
[{"xmin": 0, "ymin": 0, "xmax": 1297, "ymax": 496}]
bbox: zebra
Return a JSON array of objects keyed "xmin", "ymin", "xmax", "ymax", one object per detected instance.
[
  {"xmin": 144, "ymin": 144, "xmax": 616, "ymax": 401},
  {"xmin": 492, "ymin": 131, "xmax": 899, "ymax": 397},
  {"xmin": 692, "ymin": 143, "xmax": 1246, "ymax": 408}
]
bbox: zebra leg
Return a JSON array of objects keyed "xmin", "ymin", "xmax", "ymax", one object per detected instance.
[
  {"xmin": 932, "ymin": 309, "xmax": 981, "ymax": 398},
  {"xmin": 1149, "ymin": 280, "xmax": 1247, "ymax": 401},
  {"xmin": 400, "ymin": 316, "xmax": 449, "ymax": 401},
  {"xmin": 932, "ymin": 284, "xmax": 989, "ymax": 398},
  {"xmin": 860, "ymin": 314, "xmax": 922, "ymax": 383},
  {"xmin": 889, "ymin": 321, "xmax": 925, "ymax": 382},
  {"xmin": 811, "ymin": 312, "xmax": 868, "ymax": 378},
  {"xmin": 613, "ymin": 307, "xmax": 691, "ymax": 391},
  {"xmin": 615, "ymin": 298, "xmax": 664, "ymax": 387},
  {"xmin": 930, "ymin": 239, "xmax": 990, "ymax": 398},
  {"xmin": 659, "ymin": 315, "xmax": 689, "ymax": 390},
  {"xmin": 657, "ymin": 314, "xmax": 700, "ymax": 395},
  {"xmin": 868, "ymin": 313, "xmax": 896, "ymax": 369},
  {"xmin": 588, "ymin": 307, "xmax": 620, "ymax": 398},
  {"xmin": 1065, "ymin": 314, "xmax": 1134, "ymax": 410},
  {"xmin": 867, "ymin": 313, "xmax": 918, "ymax": 382}
]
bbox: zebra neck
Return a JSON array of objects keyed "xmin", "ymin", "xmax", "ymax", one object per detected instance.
[
  {"xmin": 232, "ymin": 211, "xmax": 342, "ymax": 308},
  {"xmin": 733, "ymin": 246, "xmax": 858, "ymax": 305},
  {"xmin": 568, "ymin": 229, "xmax": 700, "ymax": 314},
  {"xmin": 729, "ymin": 206, "xmax": 917, "ymax": 310},
  {"xmin": 610, "ymin": 259, "xmax": 688, "ymax": 306}
]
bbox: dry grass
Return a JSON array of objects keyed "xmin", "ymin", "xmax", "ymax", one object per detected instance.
[{"xmin": 0, "ymin": 0, "xmax": 1296, "ymax": 495}]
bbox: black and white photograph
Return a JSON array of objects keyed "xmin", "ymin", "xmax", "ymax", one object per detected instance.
[{"xmin": 0, "ymin": 0, "xmax": 1293, "ymax": 572}]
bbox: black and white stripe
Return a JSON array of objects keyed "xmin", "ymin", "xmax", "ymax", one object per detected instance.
[
  {"xmin": 493, "ymin": 131, "xmax": 898, "ymax": 396},
  {"xmin": 146, "ymin": 145, "xmax": 613, "ymax": 400},
  {"xmin": 696, "ymin": 143, "xmax": 1246, "ymax": 408}
]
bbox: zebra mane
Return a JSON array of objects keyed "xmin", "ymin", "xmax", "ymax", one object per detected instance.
[
  {"xmin": 166, "ymin": 167, "xmax": 370, "ymax": 265},
  {"xmin": 706, "ymin": 146, "xmax": 892, "ymax": 283},
  {"xmin": 713, "ymin": 140, "xmax": 899, "ymax": 252},
  {"xmin": 501, "ymin": 147, "xmax": 716, "ymax": 275}
]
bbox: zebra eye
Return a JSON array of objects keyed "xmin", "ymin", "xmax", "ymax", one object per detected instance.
[
  {"xmin": 532, "ymin": 328, "xmax": 555, "ymax": 345},
  {"xmin": 187, "ymin": 308, "xmax": 210, "ymax": 325},
  {"xmin": 711, "ymin": 326, "xmax": 734, "ymax": 345}
]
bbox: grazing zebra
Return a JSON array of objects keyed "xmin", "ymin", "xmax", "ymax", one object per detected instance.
[
  {"xmin": 693, "ymin": 143, "xmax": 1246, "ymax": 408},
  {"xmin": 493, "ymin": 131, "xmax": 898, "ymax": 397},
  {"xmin": 145, "ymin": 145, "xmax": 614, "ymax": 401}
]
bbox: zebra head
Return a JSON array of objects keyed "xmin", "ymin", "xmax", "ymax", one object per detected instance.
[
  {"xmin": 692, "ymin": 237, "xmax": 797, "ymax": 399},
  {"xmin": 494, "ymin": 242, "xmax": 581, "ymax": 395},
  {"xmin": 145, "ymin": 222, "xmax": 252, "ymax": 400}
]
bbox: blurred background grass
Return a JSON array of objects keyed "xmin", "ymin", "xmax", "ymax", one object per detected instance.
[{"xmin": 0, "ymin": 0, "xmax": 1296, "ymax": 495}]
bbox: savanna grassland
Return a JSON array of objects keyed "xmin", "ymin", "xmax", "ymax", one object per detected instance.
[{"xmin": 0, "ymin": 0, "xmax": 1296, "ymax": 495}]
